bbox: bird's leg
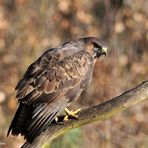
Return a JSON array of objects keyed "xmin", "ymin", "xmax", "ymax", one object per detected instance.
[{"xmin": 64, "ymin": 108, "xmax": 81, "ymax": 121}]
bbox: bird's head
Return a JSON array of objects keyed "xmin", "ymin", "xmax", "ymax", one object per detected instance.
[{"xmin": 82, "ymin": 37, "xmax": 108, "ymax": 59}]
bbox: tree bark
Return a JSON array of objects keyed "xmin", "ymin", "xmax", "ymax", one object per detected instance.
[{"xmin": 22, "ymin": 81, "xmax": 148, "ymax": 148}]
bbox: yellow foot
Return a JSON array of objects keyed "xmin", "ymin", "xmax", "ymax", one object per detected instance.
[{"xmin": 64, "ymin": 108, "xmax": 81, "ymax": 121}]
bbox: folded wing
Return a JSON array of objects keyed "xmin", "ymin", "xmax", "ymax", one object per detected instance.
[{"xmin": 9, "ymin": 50, "xmax": 93, "ymax": 142}]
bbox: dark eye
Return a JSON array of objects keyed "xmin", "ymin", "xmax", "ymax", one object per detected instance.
[{"xmin": 93, "ymin": 42, "xmax": 102, "ymax": 50}]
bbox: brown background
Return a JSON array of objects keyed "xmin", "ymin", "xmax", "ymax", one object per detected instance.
[{"xmin": 0, "ymin": 0, "xmax": 148, "ymax": 148}]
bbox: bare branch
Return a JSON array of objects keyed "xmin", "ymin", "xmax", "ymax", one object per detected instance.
[{"xmin": 22, "ymin": 81, "xmax": 148, "ymax": 148}]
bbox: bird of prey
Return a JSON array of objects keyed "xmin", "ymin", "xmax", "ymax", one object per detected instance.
[{"xmin": 7, "ymin": 37, "xmax": 108, "ymax": 143}]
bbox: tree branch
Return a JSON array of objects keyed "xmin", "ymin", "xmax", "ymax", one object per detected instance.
[{"xmin": 22, "ymin": 81, "xmax": 148, "ymax": 148}]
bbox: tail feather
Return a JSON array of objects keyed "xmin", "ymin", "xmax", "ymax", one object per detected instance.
[
  {"xmin": 24, "ymin": 99, "xmax": 68, "ymax": 142},
  {"xmin": 8, "ymin": 99, "xmax": 68, "ymax": 143},
  {"xmin": 7, "ymin": 103, "xmax": 32, "ymax": 137}
]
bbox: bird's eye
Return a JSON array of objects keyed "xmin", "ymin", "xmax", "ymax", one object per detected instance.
[{"xmin": 93, "ymin": 42, "xmax": 102, "ymax": 50}]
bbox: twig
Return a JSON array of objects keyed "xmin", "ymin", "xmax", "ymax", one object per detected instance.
[{"xmin": 22, "ymin": 81, "xmax": 148, "ymax": 148}]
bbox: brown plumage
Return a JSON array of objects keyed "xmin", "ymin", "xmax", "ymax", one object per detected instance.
[{"xmin": 7, "ymin": 37, "xmax": 107, "ymax": 142}]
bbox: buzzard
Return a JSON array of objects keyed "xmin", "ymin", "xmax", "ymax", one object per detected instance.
[{"xmin": 7, "ymin": 37, "xmax": 108, "ymax": 142}]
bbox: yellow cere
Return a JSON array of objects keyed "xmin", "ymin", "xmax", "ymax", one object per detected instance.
[{"xmin": 102, "ymin": 47, "xmax": 108, "ymax": 53}]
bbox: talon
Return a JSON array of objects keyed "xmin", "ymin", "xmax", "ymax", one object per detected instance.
[
  {"xmin": 64, "ymin": 115, "xmax": 69, "ymax": 121},
  {"xmin": 53, "ymin": 116, "xmax": 64, "ymax": 125},
  {"xmin": 55, "ymin": 116, "xmax": 58, "ymax": 123},
  {"xmin": 72, "ymin": 108, "xmax": 81, "ymax": 114},
  {"xmin": 64, "ymin": 108, "xmax": 81, "ymax": 119}
]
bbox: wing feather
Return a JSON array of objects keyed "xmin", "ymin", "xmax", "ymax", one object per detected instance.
[
  {"xmin": 16, "ymin": 51, "xmax": 92, "ymax": 104},
  {"xmin": 14, "ymin": 50, "xmax": 93, "ymax": 142}
]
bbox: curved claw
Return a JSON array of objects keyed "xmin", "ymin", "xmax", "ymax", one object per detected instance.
[{"xmin": 64, "ymin": 108, "xmax": 81, "ymax": 121}]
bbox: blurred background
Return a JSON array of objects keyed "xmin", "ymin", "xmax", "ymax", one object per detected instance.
[{"xmin": 0, "ymin": 0, "xmax": 148, "ymax": 148}]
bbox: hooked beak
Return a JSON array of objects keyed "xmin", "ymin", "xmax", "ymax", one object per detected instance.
[{"xmin": 102, "ymin": 47, "xmax": 108, "ymax": 56}]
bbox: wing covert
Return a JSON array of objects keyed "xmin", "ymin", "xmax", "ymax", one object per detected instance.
[{"xmin": 16, "ymin": 50, "xmax": 93, "ymax": 104}]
